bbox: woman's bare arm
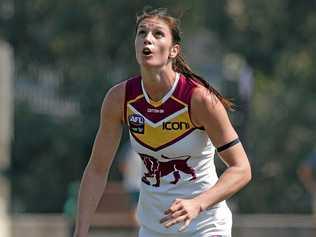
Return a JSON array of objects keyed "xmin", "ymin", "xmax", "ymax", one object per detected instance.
[
  {"xmin": 191, "ymin": 87, "xmax": 252, "ymax": 210},
  {"xmin": 161, "ymin": 87, "xmax": 251, "ymax": 231},
  {"xmin": 74, "ymin": 82, "xmax": 125, "ymax": 237}
]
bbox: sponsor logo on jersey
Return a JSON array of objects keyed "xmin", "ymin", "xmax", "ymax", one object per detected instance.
[
  {"xmin": 128, "ymin": 114, "xmax": 145, "ymax": 134},
  {"xmin": 147, "ymin": 108, "xmax": 164, "ymax": 113},
  {"xmin": 162, "ymin": 121, "xmax": 190, "ymax": 130}
]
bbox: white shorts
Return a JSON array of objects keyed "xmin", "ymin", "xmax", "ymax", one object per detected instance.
[
  {"xmin": 138, "ymin": 206, "xmax": 232, "ymax": 237},
  {"xmin": 139, "ymin": 226, "xmax": 231, "ymax": 237}
]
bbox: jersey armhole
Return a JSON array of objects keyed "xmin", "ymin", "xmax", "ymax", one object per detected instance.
[
  {"xmin": 123, "ymin": 80, "xmax": 128, "ymax": 124},
  {"xmin": 189, "ymin": 86, "xmax": 205, "ymax": 130}
]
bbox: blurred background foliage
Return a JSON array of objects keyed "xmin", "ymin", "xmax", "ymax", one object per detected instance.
[{"xmin": 0, "ymin": 0, "xmax": 315, "ymax": 213}]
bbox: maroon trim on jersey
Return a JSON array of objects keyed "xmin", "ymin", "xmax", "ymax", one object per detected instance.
[
  {"xmin": 130, "ymin": 127, "xmax": 196, "ymax": 151},
  {"xmin": 129, "ymin": 96, "xmax": 186, "ymax": 123},
  {"xmin": 124, "ymin": 75, "xmax": 142, "ymax": 124},
  {"xmin": 173, "ymin": 74, "xmax": 205, "ymax": 130},
  {"xmin": 173, "ymin": 74, "xmax": 195, "ymax": 104},
  {"xmin": 123, "ymin": 81, "xmax": 127, "ymax": 124}
]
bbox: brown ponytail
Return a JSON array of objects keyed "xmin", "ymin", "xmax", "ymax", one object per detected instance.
[
  {"xmin": 136, "ymin": 7, "xmax": 234, "ymax": 110},
  {"xmin": 173, "ymin": 54, "xmax": 234, "ymax": 110}
]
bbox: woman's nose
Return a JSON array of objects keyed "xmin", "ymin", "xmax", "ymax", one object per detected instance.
[{"xmin": 144, "ymin": 32, "xmax": 153, "ymax": 45}]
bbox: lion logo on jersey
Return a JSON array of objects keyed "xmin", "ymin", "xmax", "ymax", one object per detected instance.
[{"xmin": 139, "ymin": 153, "xmax": 196, "ymax": 187}]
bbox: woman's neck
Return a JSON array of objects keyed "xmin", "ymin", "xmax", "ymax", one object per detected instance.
[{"xmin": 141, "ymin": 67, "xmax": 177, "ymax": 102}]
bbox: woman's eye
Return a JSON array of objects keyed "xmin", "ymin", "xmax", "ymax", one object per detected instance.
[
  {"xmin": 155, "ymin": 31, "xmax": 164, "ymax": 37},
  {"xmin": 138, "ymin": 30, "xmax": 146, "ymax": 35}
]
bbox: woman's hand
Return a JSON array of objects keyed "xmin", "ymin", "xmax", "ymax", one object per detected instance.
[{"xmin": 160, "ymin": 198, "xmax": 202, "ymax": 231}]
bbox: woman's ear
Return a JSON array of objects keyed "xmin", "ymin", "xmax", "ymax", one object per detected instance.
[{"xmin": 169, "ymin": 44, "xmax": 180, "ymax": 59}]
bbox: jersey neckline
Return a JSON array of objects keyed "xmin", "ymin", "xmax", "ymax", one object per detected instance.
[{"xmin": 141, "ymin": 72, "xmax": 180, "ymax": 107}]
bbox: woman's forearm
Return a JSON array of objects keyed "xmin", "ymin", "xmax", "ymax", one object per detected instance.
[
  {"xmin": 193, "ymin": 165, "xmax": 251, "ymax": 211},
  {"xmin": 74, "ymin": 163, "xmax": 109, "ymax": 236}
]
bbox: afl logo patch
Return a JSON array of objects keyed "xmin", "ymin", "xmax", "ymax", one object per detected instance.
[{"xmin": 128, "ymin": 114, "xmax": 145, "ymax": 134}]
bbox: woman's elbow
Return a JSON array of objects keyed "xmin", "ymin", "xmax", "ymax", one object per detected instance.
[{"xmin": 243, "ymin": 163, "xmax": 252, "ymax": 186}]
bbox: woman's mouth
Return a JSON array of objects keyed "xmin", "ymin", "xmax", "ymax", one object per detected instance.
[{"xmin": 142, "ymin": 48, "xmax": 153, "ymax": 56}]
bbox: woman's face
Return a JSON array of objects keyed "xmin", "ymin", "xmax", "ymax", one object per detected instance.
[{"xmin": 135, "ymin": 17, "xmax": 179, "ymax": 69}]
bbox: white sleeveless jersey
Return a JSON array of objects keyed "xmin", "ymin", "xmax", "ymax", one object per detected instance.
[{"xmin": 124, "ymin": 73, "xmax": 232, "ymax": 236}]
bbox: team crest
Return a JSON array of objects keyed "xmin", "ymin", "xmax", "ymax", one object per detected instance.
[
  {"xmin": 139, "ymin": 154, "xmax": 196, "ymax": 187},
  {"xmin": 128, "ymin": 114, "xmax": 145, "ymax": 134}
]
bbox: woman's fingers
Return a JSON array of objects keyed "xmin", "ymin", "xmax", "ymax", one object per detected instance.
[
  {"xmin": 178, "ymin": 218, "xmax": 191, "ymax": 232},
  {"xmin": 164, "ymin": 215, "xmax": 188, "ymax": 228},
  {"xmin": 160, "ymin": 198, "xmax": 199, "ymax": 230},
  {"xmin": 164, "ymin": 200, "xmax": 182, "ymax": 215},
  {"xmin": 160, "ymin": 209, "xmax": 186, "ymax": 223}
]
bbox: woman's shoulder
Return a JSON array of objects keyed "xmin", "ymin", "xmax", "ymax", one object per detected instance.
[
  {"xmin": 101, "ymin": 79, "xmax": 131, "ymax": 123},
  {"xmin": 190, "ymin": 84, "xmax": 227, "ymax": 126},
  {"xmin": 191, "ymin": 84, "xmax": 220, "ymax": 107},
  {"xmin": 191, "ymin": 85, "xmax": 226, "ymax": 120},
  {"xmin": 105, "ymin": 80, "xmax": 126, "ymax": 103},
  {"xmin": 105, "ymin": 74, "xmax": 142, "ymax": 103}
]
